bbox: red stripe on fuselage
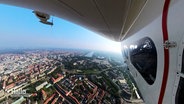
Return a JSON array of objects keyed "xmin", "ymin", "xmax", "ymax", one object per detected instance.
[{"xmin": 158, "ymin": 0, "xmax": 170, "ymax": 104}]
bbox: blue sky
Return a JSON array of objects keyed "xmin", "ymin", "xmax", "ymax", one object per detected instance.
[{"xmin": 0, "ymin": 4, "xmax": 122, "ymax": 54}]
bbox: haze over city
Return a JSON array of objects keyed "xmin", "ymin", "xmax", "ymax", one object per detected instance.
[{"xmin": 0, "ymin": 4, "xmax": 121, "ymax": 54}]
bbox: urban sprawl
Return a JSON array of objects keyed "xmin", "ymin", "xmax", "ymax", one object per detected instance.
[{"xmin": 0, "ymin": 49, "xmax": 143, "ymax": 104}]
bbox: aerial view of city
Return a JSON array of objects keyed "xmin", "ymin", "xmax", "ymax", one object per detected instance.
[
  {"xmin": 0, "ymin": 4, "xmax": 144, "ymax": 104},
  {"xmin": 1, "ymin": 0, "xmax": 184, "ymax": 104},
  {"xmin": 0, "ymin": 49, "xmax": 143, "ymax": 104}
]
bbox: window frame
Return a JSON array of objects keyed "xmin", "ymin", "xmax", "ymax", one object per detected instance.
[{"xmin": 129, "ymin": 37, "xmax": 157, "ymax": 85}]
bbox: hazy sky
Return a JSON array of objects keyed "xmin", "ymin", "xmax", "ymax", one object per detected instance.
[{"xmin": 0, "ymin": 4, "xmax": 122, "ymax": 54}]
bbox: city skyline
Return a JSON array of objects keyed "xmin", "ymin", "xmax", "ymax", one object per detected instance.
[{"xmin": 0, "ymin": 4, "xmax": 122, "ymax": 54}]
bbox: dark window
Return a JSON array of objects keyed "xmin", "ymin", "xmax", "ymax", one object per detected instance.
[
  {"xmin": 175, "ymin": 49, "xmax": 184, "ymax": 104},
  {"xmin": 129, "ymin": 37, "xmax": 157, "ymax": 85},
  {"xmin": 181, "ymin": 49, "xmax": 184, "ymax": 73},
  {"xmin": 175, "ymin": 77, "xmax": 184, "ymax": 104}
]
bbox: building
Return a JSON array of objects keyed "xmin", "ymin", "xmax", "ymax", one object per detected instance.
[
  {"xmin": 0, "ymin": 90, "xmax": 4, "ymax": 98},
  {"xmin": 36, "ymin": 81, "xmax": 48, "ymax": 91},
  {"xmin": 42, "ymin": 89, "xmax": 47, "ymax": 100},
  {"xmin": 5, "ymin": 83, "xmax": 15, "ymax": 91},
  {"xmin": 12, "ymin": 96, "xmax": 26, "ymax": 104}
]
